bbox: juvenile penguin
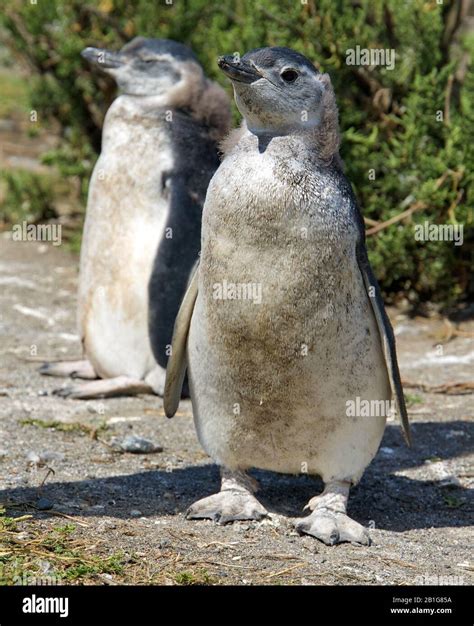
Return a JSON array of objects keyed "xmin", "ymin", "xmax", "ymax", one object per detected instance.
[
  {"xmin": 165, "ymin": 47, "xmax": 410, "ymax": 545},
  {"xmin": 40, "ymin": 38, "xmax": 231, "ymax": 399}
]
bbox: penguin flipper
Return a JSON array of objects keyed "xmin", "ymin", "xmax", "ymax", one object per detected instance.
[
  {"xmin": 355, "ymin": 242, "xmax": 411, "ymax": 446},
  {"xmin": 163, "ymin": 262, "xmax": 199, "ymax": 418}
]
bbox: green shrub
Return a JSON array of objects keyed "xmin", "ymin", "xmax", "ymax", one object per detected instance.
[
  {"xmin": 0, "ymin": 169, "xmax": 57, "ymax": 224},
  {"xmin": 1, "ymin": 0, "xmax": 472, "ymax": 306}
]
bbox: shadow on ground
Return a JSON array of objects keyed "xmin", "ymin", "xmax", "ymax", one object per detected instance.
[{"xmin": 1, "ymin": 422, "xmax": 472, "ymax": 533}]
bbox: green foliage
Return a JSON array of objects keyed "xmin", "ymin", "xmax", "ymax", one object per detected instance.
[
  {"xmin": 0, "ymin": 68, "xmax": 29, "ymax": 117},
  {"xmin": 0, "ymin": 169, "xmax": 57, "ymax": 224},
  {"xmin": 0, "ymin": 509, "xmax": 126, "ymax": 585},
  {"xmin": 1, "ymin": 0, "xmax": 472, "ymax": 306},
  {"xmin": 174, "ymin": 568, "xmax": 217, "ymax": 585}
]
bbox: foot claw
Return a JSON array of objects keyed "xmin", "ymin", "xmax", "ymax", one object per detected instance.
[
  {"xmin": 296, "ymin": 509, "xmax": 371, "ymax": 546},
  {"xmin": 52, "ymin": 385, "xmax": 84, "ymax": 399},
  {"xmin": 186, "ymin": 490, "xmax": 268, "ymax": 524},
  {"xmin": 52, "ymin": 386, "xmax": 73, "ymax": 398},
  {"xmin": 39, "ymin": 360, "xmax": 96, "ymax": 379}
]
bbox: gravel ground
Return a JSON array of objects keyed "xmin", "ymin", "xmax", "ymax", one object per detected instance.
[{"xmin": 0, "ymin": 233, "xmax": 472, "ymax": 586}]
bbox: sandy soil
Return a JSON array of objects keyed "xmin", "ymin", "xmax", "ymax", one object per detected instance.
[{"xmin": 0, "ymin": 233, "xmax": 472, "ymax": 585}]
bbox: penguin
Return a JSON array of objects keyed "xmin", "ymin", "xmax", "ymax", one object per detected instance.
[
  {"xmin": 40, "ymin": 37, "xmax": 231, "ymax": 399},
  {"xmin": 164, "ymin": 47, "xmax": 410, "ymax": 545}
]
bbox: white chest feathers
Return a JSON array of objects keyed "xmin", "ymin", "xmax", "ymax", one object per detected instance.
[{"xmin": 78, "ymin": 96, "xmax": 173, "ymax": 379}]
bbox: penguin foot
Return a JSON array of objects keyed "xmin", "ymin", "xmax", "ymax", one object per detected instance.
[
  {"xmin": 297, "ymin": 479, "xmax": 370, "ymax": 545},
  {"xmin": 52, "ymin": 376, "xmax": 152, "ymax": 399},
  {"xmin": 39, "ymin": 359, "xmax": 97, "ymax": 379},
  {"xmin": 186, "ymin": 467, "xmax": 268, "ymax": 524},
  {"xmin": 296, "ymin": 509, "xmax": 371, "ymax": 546},
  {"xmin": 186, "ymin": 490, "xmax": 268, "ymax": 524}
]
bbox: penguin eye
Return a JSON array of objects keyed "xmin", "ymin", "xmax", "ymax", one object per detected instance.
[{"xmin": 281, "ymin": 69, "xmax": 298, "ymax": 83}]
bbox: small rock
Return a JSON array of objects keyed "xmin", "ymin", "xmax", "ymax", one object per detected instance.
[
  {"xmin": 439, "ymin": 476, "xmax": 462, "ymax": 488},
  {"xmin": 130, "ymin": 509, "xmax": 142, "ymax": 518},
  {"xmin": 87, "ymin": 403, "xmax": 103, "ymax": 414},
  {"xmin": 26, "ymin": 450, "xmax": 65, "ymax": 466},
  {"xmin": 27, "ymin": 451, "xmax": 42, "ymax": 466},
  {"xmin": 41, "ymin": 451, "xmax": 65, "ymax": 463},
  {"xmin": 16, "ymin": 531, "xmax": 30, "ymax": 542},
  {"xmin": 37, "ymin": 390, "xmax": 48, "ymax": 397},
  {"xmin": 0, "ymin": 449, "xmax": 8, "ymax": 459},
  {"xmin": 119, "ymin": 435, "xmax": 163, "ymax": 454},
  {"xmin": 158, "ymin": 539, "xmax": 170, "ymax": 549},
  {"xmin": 89, "ymin": 504, "xmax": 105, "ymax": 512},
  {"xmin": 61, "ymin": 500, "xmax": 82, "ymax": 510},
  {"xmin": 38, "ymin": 559, "xmax": 53, "ymax": 574},
  {"xmin": 380, "ymin": 447, "xmax": 395, "ymax": 455},
  {"xmin": 107, "ymin": 416, "xmax": 142, "ymax": 425},
  {"xmin": 36, "ymin": 498, "xmax": 53, "ymax": 511},
  {"xmin": 446, "ymin": 430, "xmax": 465, "ymax": 439}
]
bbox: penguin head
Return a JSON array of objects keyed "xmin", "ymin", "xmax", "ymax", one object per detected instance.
[
  {"xmin": 218, "ymin": 47, "xmax": 333, "ymax": 137},
  {"xmin": 81, "ymin": 37, "xmax": 204, "ymax": 97}
]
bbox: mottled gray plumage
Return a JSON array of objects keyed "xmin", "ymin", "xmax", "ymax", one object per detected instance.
[
  {"xmin": 165, "ymin": 47, "xmax": 409, "ymax": 545},
  {"xmin": 41, "ymin": 38, "xmax": 230, "ymax": 399}
]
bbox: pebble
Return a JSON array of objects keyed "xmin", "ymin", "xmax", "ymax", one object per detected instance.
[
  {"xmin": 27, "ymin": 451, "xmax": 42, "ymax": 466},
  {"xmin": 41, "ymin": 451, "xmax": 66, "ymax": 462},
  {"xmin": 38, "ymin": 559, "xmax": 53, "ymax": 574},
  {"xmin": 89, "ymin": 504, "xmax": 105, "ymax": 512},
  {"xmin": 130, "ymin": 509, "xmax": 142, "ymax": 518},
  {"xmin": 16, "ymin": 531, "xmax": 30, "ymax": 542},
  {"xmin": 0, "ymin": 449, "xmax": 8, "ymax": 459},
  {"xmin": 87, "ymin": 403, "xmax": 105, "ymax": 414},
  {"xmin": 439, "ymin": 476, "xmax": 462, "ymax": 488},
  {"xmin": 118, "ymin": 435, "xmax": 163, "ymax": 454},
  {"xmin": 36, "ymin": 497, "xmax": 53, "ymax": 511},
  {"xmin": 26, "ymin": 450, "xmax": 65, "ymax": 466},
  {"xmin": 446, "ymin": 430, "xmax": 465, "ymax": 439}
]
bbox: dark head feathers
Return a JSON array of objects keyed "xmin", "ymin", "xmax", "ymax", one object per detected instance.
[
  {"xmin": 242, "ymin": 47, "xmax": 319, "ymax": 74},
  {"xmin": 121, "ymin": 37, "xmax": 200, "ymax": 64}
]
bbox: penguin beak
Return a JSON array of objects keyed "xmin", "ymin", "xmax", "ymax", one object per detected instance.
[
  {"xmin": 217, "ymin": 56, "xmax": 260, "ymax": 84},
  {"xmin": 81, "ymin": 47, "xmax": 123, "ymax": 69}
]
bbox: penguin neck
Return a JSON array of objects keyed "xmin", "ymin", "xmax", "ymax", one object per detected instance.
[
  {"xmin": 110, "ymin": 94, "xmax": 173, "ymax": 121},
  {"xmin": 244, "ymin": 124, "xmax": 340, "ymax": 164}
]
